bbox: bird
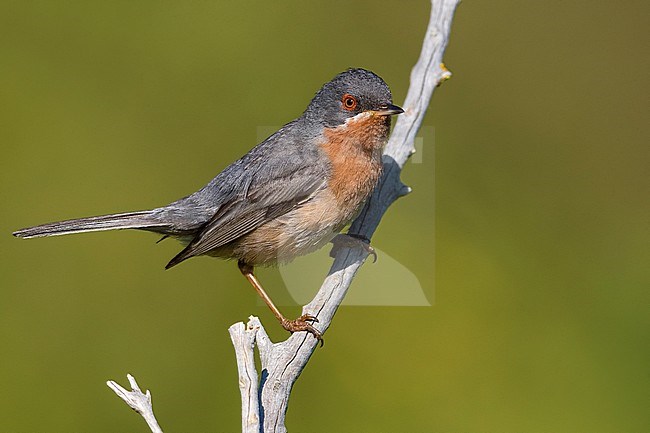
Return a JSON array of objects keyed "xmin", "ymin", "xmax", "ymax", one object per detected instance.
[{"xmin": 13, "ymin": 68, "xmax": 404, "ymax": 343}]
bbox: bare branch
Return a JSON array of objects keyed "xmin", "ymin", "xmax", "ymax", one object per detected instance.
[
  {"xmin": 107, "ymin": 374, "xmax": 164, "ymax": 433},
  {"xmin": 228, "ymin": 319, "xmax": 261, "ymax": 433},
  {"xmin": 230, "ymin": 1, "xmax": 461, "ymax": 432}
]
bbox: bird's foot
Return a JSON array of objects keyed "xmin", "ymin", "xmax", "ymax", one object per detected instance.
[
  {"xmin": 330, "ymin": 233, "xmax": 377, "ymax": 262},
  {"xmin": 282, "ymin": 315, "xmax": 323, "ymax": 346}
]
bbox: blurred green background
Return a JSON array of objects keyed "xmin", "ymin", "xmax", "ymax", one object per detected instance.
[{"xmin": 1, "ymin": 1, "xmax": 648, "ymax": 432}]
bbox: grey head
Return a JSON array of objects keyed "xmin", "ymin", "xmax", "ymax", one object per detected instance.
[{"xmin": 302, "ymin": 68, "xmax": 403, "ymax": 128}]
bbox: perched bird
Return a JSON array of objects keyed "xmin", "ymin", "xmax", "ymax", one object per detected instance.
[{"xmin": 13, "ymin": 68, "xmax": 403, "ymax": 342}]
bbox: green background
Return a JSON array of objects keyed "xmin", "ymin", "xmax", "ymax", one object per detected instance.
[{"xmin": 1, "ymin": 1, "xmax": 648, "ymax": 432}]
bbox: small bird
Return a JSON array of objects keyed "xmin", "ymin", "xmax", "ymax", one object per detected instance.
[{"xmin": 13, "ymin": 68, "xmax": 403, "ymax": 342}]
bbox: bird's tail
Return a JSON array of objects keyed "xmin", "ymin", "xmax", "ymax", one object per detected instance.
[{"xmin": 12, "ymin": 210, "xmax": 167, "ymax": 239}]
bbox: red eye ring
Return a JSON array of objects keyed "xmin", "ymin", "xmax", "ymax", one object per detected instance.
[{"xmin": 341, "ymin": 94, "xmax": 358, "ymax": 111}]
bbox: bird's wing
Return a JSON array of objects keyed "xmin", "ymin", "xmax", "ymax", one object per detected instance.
[{"xmin": 165, "ymin": 132, "xmax": 328, "ymax": 268}]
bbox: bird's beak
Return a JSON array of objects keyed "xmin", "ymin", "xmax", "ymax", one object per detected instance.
[{"xmin": 373, "ymin": 103, "xmax": 405, "ymax": 116}]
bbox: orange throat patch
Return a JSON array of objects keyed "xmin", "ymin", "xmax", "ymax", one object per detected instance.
[{"xmin": 320, "ymin": 112, "xmax": 389, "ymax": 205}]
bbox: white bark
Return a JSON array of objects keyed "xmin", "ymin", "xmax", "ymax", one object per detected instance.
[
  {"xmin": 107, "ymin": 374, "xmax": 164, "ymax": 433},
  {"xmin": 229, "ymin": 1, "xmax": 461, "ymax": 432}
]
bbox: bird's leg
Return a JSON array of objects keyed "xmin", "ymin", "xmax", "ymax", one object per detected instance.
[{"xmin": 237, "ymin": 260, "xmax": 322, "ymax": 344}]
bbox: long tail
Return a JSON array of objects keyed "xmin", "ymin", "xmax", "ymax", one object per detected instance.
[{"xmin": 12, "ymin": 210, "xmax": 167, "ymax": 239}]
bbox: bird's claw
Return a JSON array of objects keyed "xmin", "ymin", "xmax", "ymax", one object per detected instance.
[
  {"xmin": 330, "ymin": 233, "xmax": 377, "ymax": 263},
  {"xmin": 282, "ymin": 315, "xmax": 323, "ymax": 346}
]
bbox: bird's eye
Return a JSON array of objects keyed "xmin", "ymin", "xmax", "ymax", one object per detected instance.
[{"xmin": 341, "ymin": 94, "xmax": 358, "ymax": 111}]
